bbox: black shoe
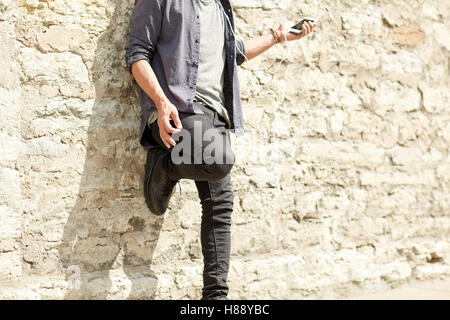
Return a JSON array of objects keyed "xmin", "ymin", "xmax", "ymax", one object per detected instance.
[{"xmin": 144, "ymin": 148, "xmax": 178, "ymax": 215}]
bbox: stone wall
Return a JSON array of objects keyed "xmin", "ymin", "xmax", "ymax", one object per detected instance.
[{"xmin": 0, "ymin": 0, "xmax": 449, "ymax": 299}]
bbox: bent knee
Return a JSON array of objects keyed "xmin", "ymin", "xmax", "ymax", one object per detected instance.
[
  {"xmin": 201, "ymin": 162, "xmax": 233, "ymax": 181},
  {"xmin": 202, "ymin": 146, "xmax": 235, "ymax": 179}
]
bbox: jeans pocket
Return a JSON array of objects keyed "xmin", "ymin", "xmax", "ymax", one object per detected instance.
[{"xmin": 213, "ymin": 111, "xmax": 228, "ymax": 128}]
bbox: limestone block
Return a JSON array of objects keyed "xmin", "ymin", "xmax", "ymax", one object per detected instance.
[
  {"xmin": 0, "ymin": 205, "xmax": 21, "ymax": 241},
  {"xmin": 379, "ymin": 262, "xmax": 413, "ymax": 282},
  {"xmin": 0, "ymin": 251, "xmax": 22, "ymax": 280},
  {"xmin": 438, "ymin": 0, "xmax": 450, "ymax": 17},
  {"xmin": 293, "ymin": 69, "xmax": 361, "ymax": 108},
  {"xmin": 436, "ymin": 162, "xmax": 450, "ymax": 182},
  {"xmin": 0, "ymin": 168, "xmax": 20, "ymax": 207},
  {"xmin": 297, "ymin": 110, "xmax": 328, "ymax": 137},
  {"xmin": 0, "ymin": 0, "xmax": 449, "ymax": 300},
  {"xmin": 422, "ymin": 1, "xmax": 439, "ymax": 20},
  {"xmin": 20, "ymin": 48, "xmax": 90, "ymax": 88},
  {"xmin": 415, "ymin": 264, "xmax": 450, "ymax": 280},
  {"xmin": 381, "ymin": 51, "xmax": 423, "ymax": 74},
  {"xmin": 329, "ymin": 110, "xmax": 347, "ymax": 135},
  {"xmin": 374, "ymin": 80, "xmax": 421, "ymax": 115},
  {"xmin": 300, "ymin": 140, "xmax": 385, "ymax": 166},
  {"xmin": 421, "ymin": 85, "xmax": 449, "ymax": 114},
  {"xmin": 245, "ymin": 166, "xmax": 279, "ymax": 188},
  {"xmin": 335, "ymin": 43, "xmax": 380, "ymax": 73},
  {"xmin": 433, "ymin": 22, "xmax": 450, "ymax": 51},
  {"xmin": 360, "ymin": 169, "xmax": 437, "ymax": 186},
  {"xmin": 393, "ymin": 25, "xmax": 425, "ymax": 46},
  {"xmin": 0, "ymin": 19, "xmax": 19, "ymax": 90},
  {"xmin": 0, "ymin": 285, "xmax": 41, "ymax": 300},
  {"xmin": 24, "ymin": 136, "xmax": 69, "ymax": 158},
  {"xmin": 341, "ymin": 5, "xmax": 383, "ymax": 38},
  {"xmin": 387, "ymin": 146, "xmax": 442, "ymax": 166},
  {"xmin": 0, "ymin": 0, "xmax": 12, "ymax": 9},
  {"xmin": 382, "ymin": 2, "xmax": 417, "ymax": 28},
  {"xmin": 37, "ymin": 26, "xmax": 89, "ymax": 52},
  {"xmin": 0, "ymin": 133, "xmax": 22, "ymax": 163}
]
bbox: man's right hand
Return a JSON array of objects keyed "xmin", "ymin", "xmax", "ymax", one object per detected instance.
[
  {"xmin": 129, "ymin": 60, "xmax": 183, "ymax": 149},
  {"xmin": 156, "ymin": 100, "xmax": 183, "ymax": 149}
]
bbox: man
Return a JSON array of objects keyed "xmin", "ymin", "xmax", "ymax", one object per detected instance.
[{"xmin": 125, "ymin": 0, "xmax": 316, "ymax": 300}]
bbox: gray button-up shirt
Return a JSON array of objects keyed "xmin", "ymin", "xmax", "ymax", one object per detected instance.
[{"xmin": 125, "ymin": 0, "xmax": 246, "ymax": 148}]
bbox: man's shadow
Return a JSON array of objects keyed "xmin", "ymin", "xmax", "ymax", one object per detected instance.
[{"xmin": 57, "ymin": 0, "xmax": 164, "ymax": 299}]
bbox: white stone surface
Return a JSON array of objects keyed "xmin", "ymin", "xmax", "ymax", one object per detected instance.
[{"xmin": 0, "ymin": 0, "xmax": 449, "ymax": 300}]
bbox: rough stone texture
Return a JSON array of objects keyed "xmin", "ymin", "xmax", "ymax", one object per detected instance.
[
  {"xmin": 393, "ymin": 25, "xmax": 425, "ymax": 46},
  {"xmin": 0, "ymin": 0, "xmax": 449, "ymax": 299}
]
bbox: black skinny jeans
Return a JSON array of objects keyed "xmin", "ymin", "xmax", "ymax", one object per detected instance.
[{"xmin": 148, "ymin": 103, "xmax": 234, "ymax": 300}]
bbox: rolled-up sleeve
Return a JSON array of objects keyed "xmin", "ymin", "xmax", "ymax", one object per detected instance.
[
  {"xmin": 125, "ymin": 0, "xmax": 164, "ymax": 73},
  {"xmin": 235, "ymin": 39, "xmax": 246, "ymax": 66}
]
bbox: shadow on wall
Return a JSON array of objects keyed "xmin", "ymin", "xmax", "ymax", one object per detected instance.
[{"xmin": 57, "ymin": 0, "xmax": 163, "ymax": 299}]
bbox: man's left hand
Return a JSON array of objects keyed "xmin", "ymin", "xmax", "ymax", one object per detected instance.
[{"xmin": 276, "ymin": 19, "xmax": 317, "ymax": 43}]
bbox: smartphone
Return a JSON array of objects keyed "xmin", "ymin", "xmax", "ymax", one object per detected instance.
[{"xmin": 289, "ymin": 17, "xmax": 317, "ymax": 34}]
